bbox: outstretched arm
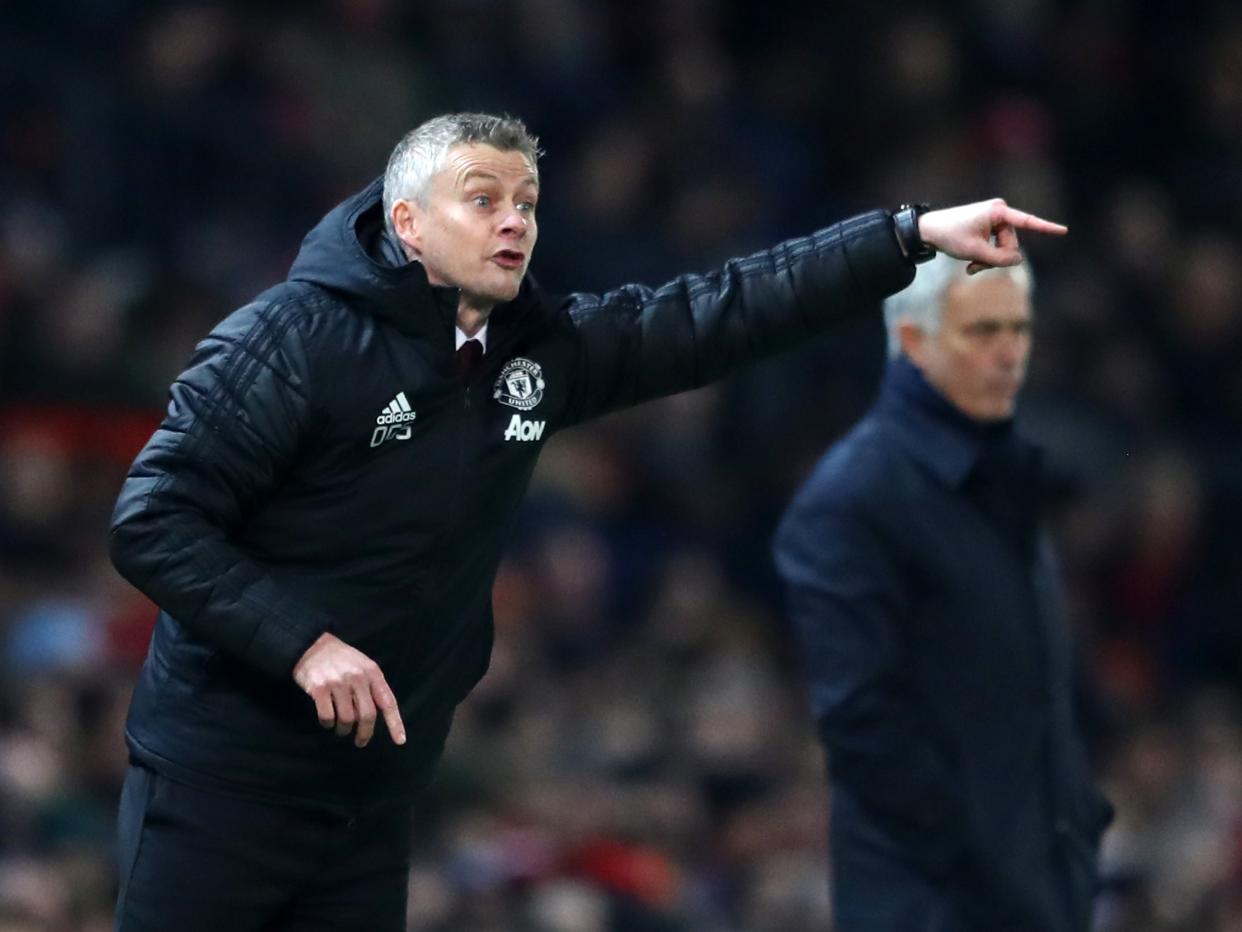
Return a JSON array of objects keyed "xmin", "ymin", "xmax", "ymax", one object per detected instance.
[{"xmin": 559, "ymin": 198, "xmax": 1065, "ymax": 426}]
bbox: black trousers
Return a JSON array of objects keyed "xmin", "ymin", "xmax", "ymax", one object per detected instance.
[{"xmin": 114, "ymin": 764, "xmax": 414, "ymax": 931}]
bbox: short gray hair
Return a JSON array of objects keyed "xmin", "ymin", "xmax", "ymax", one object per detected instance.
[
  {"xmin": 382, "ymin": 113, "xmax": 542, "ymax": 234},
  {"xmin": 882, "ymin": 253, "xmax": 1034, "ymax": 358}
]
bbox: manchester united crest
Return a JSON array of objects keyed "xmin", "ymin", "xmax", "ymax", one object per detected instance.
[{"xmin": 493, "ymin": 357, "xmax": 545, "ymax": 411}]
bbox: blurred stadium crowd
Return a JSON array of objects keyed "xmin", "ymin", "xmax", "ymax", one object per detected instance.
[{"xmin": 2, "ymin": 1, "xmax": 1241, "ymax": 930}]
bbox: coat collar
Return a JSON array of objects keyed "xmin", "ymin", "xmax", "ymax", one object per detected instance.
[{"xmin": 875, "ymin": 356, "xmax": 1019, "ymax": 489}]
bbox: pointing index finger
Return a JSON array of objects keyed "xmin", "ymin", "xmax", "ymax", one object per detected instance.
[
  {"xmin": 1001, "ymin": 207, "xmax": 1068, "ymax": 236},
  {"xmin": 371, "ymin": 675, "xmax": 406, "ymax": 746}
]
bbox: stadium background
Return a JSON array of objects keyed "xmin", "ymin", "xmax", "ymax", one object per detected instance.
[{"xmin": 2, "ymin": 1, "xmax": 1241, "ymax": 929}]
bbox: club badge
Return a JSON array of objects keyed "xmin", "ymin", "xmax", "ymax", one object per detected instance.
[{"xmin": 493, "ymin": 357, "xmax": 545, "ymax": 411}]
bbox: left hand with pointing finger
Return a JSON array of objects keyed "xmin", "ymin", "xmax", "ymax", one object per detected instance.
[{"xmin": 917, "ymin": 198, "xmax": 1067, "ymax": 274}]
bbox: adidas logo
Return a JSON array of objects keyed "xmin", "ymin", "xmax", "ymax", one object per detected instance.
[{"xmin": 370, "ymin": 392, "xmax": 416, "ymax": 447}]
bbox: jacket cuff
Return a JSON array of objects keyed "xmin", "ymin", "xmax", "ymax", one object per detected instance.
[
  {"xmin": 243, "ymin": 615, "xmax": 328, "ymax": 680},
  {"xmin": 834, "ymin": 208, "xmax": 919, "ymax": 300}
]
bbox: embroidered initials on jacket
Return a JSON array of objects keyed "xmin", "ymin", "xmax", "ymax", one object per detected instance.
[{"xmin": 371, "ymin": 391, "xmax": 416, "ymax": 447}]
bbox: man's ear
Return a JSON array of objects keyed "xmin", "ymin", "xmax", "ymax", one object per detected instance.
[
  {"xmin": 391, "ymin": 199, "xmax": 421, "ymax": 258},
  {"xmin": 897, "ymin": 319, "xmax": 926, "ymax": 366}
]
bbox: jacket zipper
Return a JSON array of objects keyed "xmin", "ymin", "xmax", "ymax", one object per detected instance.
[{"xmin": 446, "ymin": 377, "xmax": 476, "ymax": 547}]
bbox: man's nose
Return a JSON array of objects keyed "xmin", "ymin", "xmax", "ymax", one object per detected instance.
[
  {"xmin": 996, "ymin": 334, "xmax": 1024, "ymax": 368},
  {"xmin": 498, "ymin": 209, "xmax": 529, "ymax": 239}
]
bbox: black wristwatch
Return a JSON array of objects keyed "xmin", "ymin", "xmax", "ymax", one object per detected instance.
[{"xmin": 892, "ymin": 203, "xmax": 936, "ymax": 264}]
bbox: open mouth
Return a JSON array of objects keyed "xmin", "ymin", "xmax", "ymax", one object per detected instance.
[{"xmin": 492, "ymin": 250, "xmax": 525, "ymax": 270}]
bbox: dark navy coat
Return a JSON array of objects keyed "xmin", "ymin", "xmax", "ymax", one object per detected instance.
[{"xmin": 774, "ymin": 358, "xmax": 1111, "ymax": 932}]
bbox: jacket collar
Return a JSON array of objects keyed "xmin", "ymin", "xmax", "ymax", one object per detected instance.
[
  {"xmin": 875, "ymin": 356, "xmax": 1018, "ymax": 489},
  {"xmin": 373, "ymin": 212, "xmax": 545, "ymax": 360}
]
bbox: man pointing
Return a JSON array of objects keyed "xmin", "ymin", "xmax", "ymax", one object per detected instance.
[{"xmin": 109, "ymin": 111, "xmax": 1065, "ymax": 930}]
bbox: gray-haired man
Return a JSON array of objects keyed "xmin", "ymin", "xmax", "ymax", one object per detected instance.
[
  {"xmin": 774, "ymin": 254, "xmax": 1112, "ymax": 931},
  {"xmin": 110, "ymin": 112, "xmax": 1069, "ymax": 929}
]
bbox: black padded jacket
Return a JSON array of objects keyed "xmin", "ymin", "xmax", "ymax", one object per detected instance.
[{"xmin": 109, "ymin": 177, "xmax": 915, "ymax": 810}]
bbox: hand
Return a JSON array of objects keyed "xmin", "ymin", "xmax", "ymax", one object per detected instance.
[
  {"xmin": 917, "ymin": 199, "xmax": 1067, "ymax": 275},
  {"xmin": 292, "ymin": 633, "xmax": 406, "ymax": 748}
]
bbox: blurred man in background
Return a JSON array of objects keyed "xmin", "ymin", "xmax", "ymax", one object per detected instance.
[
  {"xmin": 775, "ymin": 254, "xmax": 1113, "ymax": 931},
  {"xmin": 107, "ymin": 110, "xmax": 1066, "ymax": 930}
]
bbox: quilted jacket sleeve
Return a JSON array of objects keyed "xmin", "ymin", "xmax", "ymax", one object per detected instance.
[
  {"xmin": 561, "ymin": 210, "xmax": 914, "ymax": 425},
  {"xmin": 109, "ymin": 298, "xmax": 334, "ymax": 679}
]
